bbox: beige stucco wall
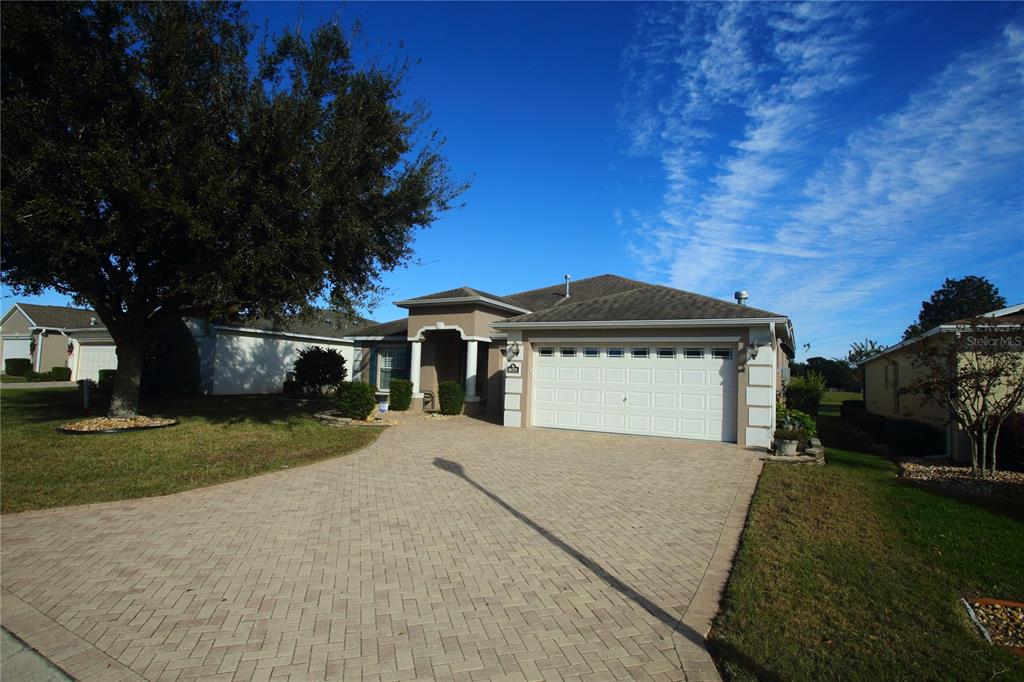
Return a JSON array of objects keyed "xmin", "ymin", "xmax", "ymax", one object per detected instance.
[
  {"xmin": 406, "ymin": 304, "xmax": 505, "ymax": 341},
  {"xmin": 38, "ymin": 331, "xmax": 70, "ymax": 373},
  {"xmin": 486, "ymin": 343, "xmax": 505, "ymax": 417},
  {"xmin": 1, "ymin": 308, "xmax": 32, "ymax": 335},
  {"xmin": 863, "ymin": 341, "xmax": 949, "ymax": 429}
]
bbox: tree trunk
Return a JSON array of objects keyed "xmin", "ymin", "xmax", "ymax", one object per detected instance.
[
  {"xmin": 969, "ymin": 430, "xmax": 979, "ymax": 477},
  {"xmin": 978, "ymin": 428, "xmax": 987, "ymax": 479},
  {"xmin": 108, "ymin": 340, "xmax": 144, "ymax": 418},
  {"xmin": 990, "ymin": 421, "xmax": 1003, "ymax": 475}
]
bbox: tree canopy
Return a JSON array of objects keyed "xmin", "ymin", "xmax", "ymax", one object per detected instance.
[
  {"xmin": 1, "ymin": 2, "xmax": 463, "ymax": 415},
  {"xmin": 903, "ymin": 276, "xmax": 1006, "ymax": 340}
]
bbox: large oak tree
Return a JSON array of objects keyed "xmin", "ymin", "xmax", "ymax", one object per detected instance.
[{"xmin": 2, "ymin": 3, "xmax": 462, "ymax": 416}]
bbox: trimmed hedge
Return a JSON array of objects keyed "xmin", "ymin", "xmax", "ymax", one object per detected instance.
[
  {"xmin": 23, "ymin": 370, "xmax": 50, "ymax": 382},
  {"xmin": 5, "ymin": 358, "xmax": 31, "ymax": 376},
  {"xmin": 50, "ymin": 366, "xmax": 72, "ymax": 381},
  {"xmin": 336, "ymin": 381, "xmax": 376, "ymax": 420},
  {"xmin": 841, "ymin": 401, "xmax": 945, "ymax": 457},
  {"xmin": 785, "ymin": 372, "xmax": 826, "ymax": 416},
  {"xmin": 388, "ymin": 379, "xmax": 413, "ymax": 411},
  {"xmin": 438, "ymin": 380, "xmax": 464, "ymax": 415}
]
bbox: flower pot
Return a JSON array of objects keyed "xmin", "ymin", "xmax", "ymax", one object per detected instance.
[{"xmin": 774, "ymin": 438, "xmax": 798, "ymax": 456}]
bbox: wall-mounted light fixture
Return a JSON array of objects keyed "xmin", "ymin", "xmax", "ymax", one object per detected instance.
[{"xmin": 507, "ymin": 341, "xmax": 521, "ymax": 361}]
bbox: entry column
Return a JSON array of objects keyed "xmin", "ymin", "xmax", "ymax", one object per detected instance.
[
  {"xmin": 465, "ymin": 339, "xmax": 478, "ymax": 400},
  {"xmin": 410, "ymin": 339, "xmax": 422, "ymax": 397}
]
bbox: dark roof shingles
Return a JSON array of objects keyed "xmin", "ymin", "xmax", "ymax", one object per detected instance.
[
  {"xmin": 16, "ymin": 303, "xmax": 99, "ymax": 329},
  {"xmin": 504, "ymin": 274, "xmax": 648, "ymax": 313},
  {"xmin": 503, "ymin": 283, "xmax": 784, "ymax": 323}
]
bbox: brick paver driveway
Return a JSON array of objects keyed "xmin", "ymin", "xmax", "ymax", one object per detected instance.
[{"xmin": 1, "ymin": 417, "xmax": 761, "ymax": 682}]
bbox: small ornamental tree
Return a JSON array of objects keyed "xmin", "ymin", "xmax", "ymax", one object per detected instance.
[
  {"xmin": 1, "ymin": 3, "xmax": 463, "ymax": 417},
  {"xmin": 293, "ymin": 346, "xmax": 347, "ymax": 396},
  {"xmin": 902, "ymin": 317, "xmax": 1024, "ymax": 477}
]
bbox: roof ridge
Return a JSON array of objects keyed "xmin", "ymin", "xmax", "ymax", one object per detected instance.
[
  {"xmin": 504, "ymin": 273, "xmax": 648, "ymax": 299},
  {"xmin": 502, "ymin": 282, "xmax": 657, "ymax": 319},
  {"xmin": 645, "ymin": 284, "xmax": 783, "ymax": 318}
]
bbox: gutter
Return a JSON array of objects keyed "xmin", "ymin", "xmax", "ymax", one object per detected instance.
[{"xmin": 491, "ymin": 316, "xmax": 791, "ymax": 330}]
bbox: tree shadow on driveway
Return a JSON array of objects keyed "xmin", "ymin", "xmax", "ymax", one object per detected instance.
[{"xmin": 432, "ymin": 457, "xmax": 707, "ymax": 652}]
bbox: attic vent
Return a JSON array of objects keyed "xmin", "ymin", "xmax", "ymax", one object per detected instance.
[
  {"xmin": 734, "ymin": 290, "xmax": 749, "ymax": 306},
  {"xmin": 564, "ymin": 274, "xmax": 572, "ymax": 298}
]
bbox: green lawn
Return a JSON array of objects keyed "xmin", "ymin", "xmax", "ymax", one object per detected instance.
[
  {"xmin": 818, "ymin": 390, "xmax": 862, "ymax": 417},
  {"xmin": 1, "ymin": 388, "xmax": 381, "ymax": 513},
  {"xmin": 709, "ymin": 413, "xmax": 1024, "ymax": 681}
]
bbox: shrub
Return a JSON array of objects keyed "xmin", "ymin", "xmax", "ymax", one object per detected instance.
[
  {"xmin": 438, "ymin": 380, "xmax": 464, "ymax": 415},
  {"xmin": 336, "ymin": 381, "xmax": 376, "ymax": 420},
  {"xmin": 774, "ymin": 428, "xmax": 803, "ymax": 441},
  {"xmin": 24, "ymin": 370, "xmax": 50, "ymax": 382},
  {"xmin": 777, "ymin": 407, "xmax": 817, "ymax": 437},
  {"xmin": 5, "ymin": 358, "xmax": 31, "ymax": 376},
  {"xmin": 282, "ymin": 379, "xmax": 301, "ymax": 396},
  {"xmin": 841, "ymin": 401, "xmax": 944, "ymax": 457},
  {"xmin": 997, "ymin": 412, "xmax": 1024, "ymax": 471},
  {"xmin": 293, "ymin": 346, "xmax": 347, "ymax": 396},
  {"xmin": 785, "ymin": 371, "xmax": 826, "ymax": 415},
  {"xmin": 97, "ymin": 369, "xmax": 117, "ymax": 393},
  {"xmin": 388, "ymin": 379, "xmax": 413, "ymax": 411},
  {"xmin": 50, "ymin": 366, "xmax": 72, "ymax": 381}
]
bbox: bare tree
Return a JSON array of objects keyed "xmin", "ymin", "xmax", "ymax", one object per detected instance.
[{"xmin": 902, "ymin": 317, "xmax": 1024, "ymax": 477}]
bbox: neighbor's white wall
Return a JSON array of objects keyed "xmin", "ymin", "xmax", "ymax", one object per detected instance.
[{"xmin": 209, "ymin": 329, "xmax": 354, "ymax": 395}]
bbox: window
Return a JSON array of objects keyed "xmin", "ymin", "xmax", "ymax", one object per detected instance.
[
  {"xmin": 657, "ymin": 347, "xmax": 676, "ymax": 359},
  {"xmin": 712, "ymin": 348, "xmax": 733, "ymax": 359},
  {"xmin": 560, "ymin": 347, "xmax": 576, "ymax": 357},
  {"xmin": 631, "ymin": 347, "xmax": 649, "ymax": 358},
  {"xmin": 684, "ymin": 348, "xmax": 703, "ymax": 359},
  {"xmin": 608, "ymin": 347, "xmax": 624, "ymax": 358},
  {"xmin": 539, "ymin": 347, "xmax": 554, "ymax": 357},
  {"xmin": 584, "ymin": 347, "xmax": 600, "ymax": 358},
  {"xmin": 377, "ymin": 346, "xmax": 408, "ymax": 391}
]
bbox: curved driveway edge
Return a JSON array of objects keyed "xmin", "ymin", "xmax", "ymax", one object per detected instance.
[{"xmin": 2, "ymin": 416, "xmax": 762, "ymax": 681}]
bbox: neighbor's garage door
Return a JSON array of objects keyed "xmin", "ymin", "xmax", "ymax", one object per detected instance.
[
  {"xmin": 532, "ymin": 343, "xmax": 737, "ymax": 442},
  {"xmin": 77, "ymin": 345, "xmax": 118, "ymax": 381},
  {"xmin": 2, "ymin": 338, "xmax": 32, "ymax": 365}
]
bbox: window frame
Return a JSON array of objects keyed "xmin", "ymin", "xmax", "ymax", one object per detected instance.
[
  {"xmin": 583, "ymin": 347, "xmax": 600, "ymax": 358},
  {"xmin": 607, "ymin": 347, "xmax": 624, "ymax": 358},
  {"xmin": 376, "ymin": 345, "xmax": 409, "ymax": 392},
  {"xmin": 711, "ymin": 348, "xmax": 733, "ymax": 360},
  {"xmin": 657, "ymin": 347, "xmax": 676, "ymax": 359},
  {"xmin": 538, "ymin": 347, "xmax": 554, "ymax": 357},
  {"xmin": 559, "ymin": 347, "xmax": 577, "ymax": 358},
  {"xmin": 631, "ymin": 347, "xmax": 650, "ymax": 359},
  {"xmin": 683, "ymin": 348, "xmax": 704, "ymax": 359}
]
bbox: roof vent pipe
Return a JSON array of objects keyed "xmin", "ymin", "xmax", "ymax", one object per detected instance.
[
  {"xmin": 564, "ymin": 274, "xmax": 572, "ymax": 298},
  {"xmin": 734, "ymin": 290, "xmax": 749, "ymax": 306}
]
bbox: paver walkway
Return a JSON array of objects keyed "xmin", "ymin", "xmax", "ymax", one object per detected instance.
[{"xmin": 1, "ymin": 417, "xmax": 761, "ymax": 681}]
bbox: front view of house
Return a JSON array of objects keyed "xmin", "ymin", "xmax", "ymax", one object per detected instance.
[{"xmin": 348, "ymin": 274, "xmax": 795, "ymax": 448}]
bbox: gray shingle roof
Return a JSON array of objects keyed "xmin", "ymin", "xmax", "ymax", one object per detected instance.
[
  {"xmin": 500, "ymin": 283, "xmax": 784, "ymax": 324},
  {"xmin": 398, "ymin": 287, "xmax": 527, "ymax": 310},
  {"xmin": 236, "ymin": 311, "xmax": 376, "ymax": 339},
  {"xmin": 15, "ymin": 303, "xmax": 100, "ymax": 329},
  {"xmin": 348, "ymin": 318, "xmax": 408, "ymax": 338},
  {"xmin": 504, "ymin": 274, "xmax": 650, "ymax": 313}
]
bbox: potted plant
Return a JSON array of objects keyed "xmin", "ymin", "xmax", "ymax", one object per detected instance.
[{"xmin": 773, "ymin": 428, "xmax": 802, "ymax": 456}]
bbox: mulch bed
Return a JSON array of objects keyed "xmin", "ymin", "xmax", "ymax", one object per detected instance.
[
  {"xmin": 58, "ymin": 416, "xmax": 178, "ymax": 434},
  {"xmin": 899, "ymin": 460, "xmax": 1024, "ymax": 501},
  {"xmin": 967, "ymin": 599, "xmax": 1024, "ymax": 656}
]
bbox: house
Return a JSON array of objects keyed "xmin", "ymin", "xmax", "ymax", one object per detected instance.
[
  {"xmin": 2, "ymin": 303, "xmax": 372, "ymax": 389},
  {"xmin": 347, "ymin": 274, "xmax": 795, "ymax": 448},
  {"xmin": 859, "ymin": 303, "xmax": 1024, "ymax": 461},
  {"xmin": 1, "ymin": 303, "xmax": 103, "ymax": 376}
]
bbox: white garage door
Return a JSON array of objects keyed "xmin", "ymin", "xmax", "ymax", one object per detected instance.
[
  {"xmin": 3, "ymin": 338, "xmax": 32, "ymax": 364},
  {"xmin": 532, "ymin": 343, "xmax": 738, "ymax": 442},
  {"xmin": 77, "ymin": 345, "xmax": 118, "ymax": 381}
]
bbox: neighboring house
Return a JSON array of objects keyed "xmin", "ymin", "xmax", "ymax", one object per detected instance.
[
  {"xmin": 347, "ymin": 274, "xmax": 795, "ymax": 447},
  {"xmin": 859, "ymin": 303, "xmax": 1024, "ymax": 461},
  {"xmin": 2, "ymin": 303, "xmax": 372, "ymax": 389},
  {"xmin": 1, "ymin": 303, "xmax": 102, "ymax": 375}
]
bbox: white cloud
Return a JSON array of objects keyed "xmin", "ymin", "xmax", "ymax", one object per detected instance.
[{"xmin": 620, "ymin": 5, "xmax": 1024, "ymax": 357}]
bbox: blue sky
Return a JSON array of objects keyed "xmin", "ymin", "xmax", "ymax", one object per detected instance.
[{"xmin": 3, "ymin": 2, "xmax": 1022, "ymax": 359}]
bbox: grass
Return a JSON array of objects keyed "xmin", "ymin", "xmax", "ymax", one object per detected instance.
[
  {"xmin": 1, "ymin": 388, "xmax": 382, "ymax": 513},
  {"xmin": 1, "ymin": 374, "xmax": 30, "ymax": 383},
  {"xmin": 709, "ymin": 409, "xmax": 1024, "ymax": 681},
  {"xmin": 818, "ymin": 389, "xmax": 862, "ymax": 417}
]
